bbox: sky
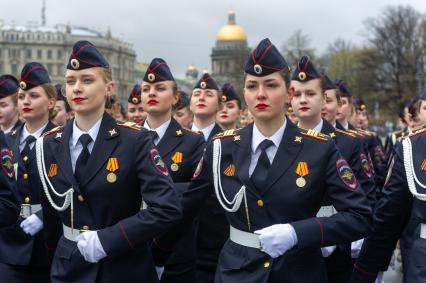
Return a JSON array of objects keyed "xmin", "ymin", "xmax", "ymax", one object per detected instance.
[{"xmin": 1, "ymin": 0, "xmax": 426, "ymax": 78}]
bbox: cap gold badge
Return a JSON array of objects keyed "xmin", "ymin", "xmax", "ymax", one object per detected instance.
[
  {"xmin": 106, "ymin": 157, "xmax": 119, "ymax": 183},
  {"xmin": 148, "ymin": 73, "xmax": 156, "ymax": 82},
  {"xmin": 200, "ymin": 81, "xmax": 207, "ymax": 89},
  {"xmin": 421, "ymin": 159, "xmax": 426, "ymax": 171},
  {"xmin": 295, "ymin": 161, "xmax": 309, "ymax": 188},
  {"xmin": 132, "ymin": 97, "xmax": 139, "ymax": 104},
  {"xmin": 19, "ymin": 81, "xmax": 27, "ymax": 90},
  {"xmin": 254, "ymin": 64, "xmax": 262, "ymax": 75},
  {"xmin": 222, "ymin": 95, "xmax": 227, "ymax": 102},
  {"xmin": 298, "ymin": 71, "xmax": 307, "ymax": 81},
  {"xmin": 70, "ymin": 58, "xmax": 80, "ymax": 70}
]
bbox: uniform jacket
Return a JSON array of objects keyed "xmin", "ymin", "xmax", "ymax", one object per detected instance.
[
  {"xmin": 155, "ymin": 120, "xmax": 372, "ymax": 283},
  {"xmin": 353, "ymin": 126, "xmax": 426, "ymax": 283},
  {"xmin": 40, "ymin": 113, "xmax": 182, "ymax": 283},
  {"xmin": 0, "ymin": 121, "xmax": 55, "ymax": 266}
]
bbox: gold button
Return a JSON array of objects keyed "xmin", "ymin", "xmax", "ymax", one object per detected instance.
[
  {"xmin": 82, "ymin": 225, "xmax": 89, "ymax": 230},
  {"xmin": 23, "ymin": 156, "xmax": 28, "ymax": 162},
  {"xmin": 257, "ymin": 200, "xmax": 264, "ymax": 207},
  {"xmin": 23, "ymin": 173, "xmax": 29, "ymax": 180},
  {"xmin": 24, "ymin": 197, "xmax": 30, "ymax": 204},
  {"xmin": 78, "ymin": 195, "xmax": 84, "ymax": 202},
  {"xmin": 263, "ymin": 260, "xmax": 270, "ymax": 268}
]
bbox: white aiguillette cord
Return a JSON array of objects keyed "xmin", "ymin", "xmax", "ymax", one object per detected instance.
[
  {"xmin": 212, "ymin": 138, "xmax": 251, "ymax": 230},
  {"xmin": 36, "ymin": 137, "xmax": 75, "ymax": 229},
  {"xmin": 402, "ymin": 137, "xmax": 426, "ymax": 201}
]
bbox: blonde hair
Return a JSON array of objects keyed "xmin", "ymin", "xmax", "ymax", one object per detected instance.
[{"xmin": 40, "ymin": 84, "xmax": 57, "ymax": 119}]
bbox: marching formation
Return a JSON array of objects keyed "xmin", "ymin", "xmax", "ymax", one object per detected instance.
[{"xmin": 0, "ymin": 37, "xmax": 422, "ymax": 283}]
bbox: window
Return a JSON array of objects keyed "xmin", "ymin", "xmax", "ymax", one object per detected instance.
[
  {"xmin": 47, "ymin": 50, "xmax": 52, "ymax": 59},
  {"xmin": 11, "ymin": 64, "xmax": 18, "ymax": 75},
  {"xmin": 57, "ymin": 50, "xmax": 62, "ymax": 60},
  {"xmin": 47, "ymin": 64, "xmax": 53, "ymax": 74},
  {"xmin": 26, "ymin": 49, "xmax": 32, "ymax": 59},
  {"xmin": 37, "ymin": 50, "xmax": 42, "ymax": 59}
]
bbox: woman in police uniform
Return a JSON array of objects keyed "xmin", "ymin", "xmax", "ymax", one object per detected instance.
[
  {"xmin": 0, "ymin": 63, "xmax": 57, "ymax": 282},
  {"xmin": 141, "ymin": 57, "xmax": 204, "ymax": 283},
  {"xmin": 36, "ymin": 40, "xmax": 182, "ymax": 283},
  {"xmin": 216, "ymin": 83, "xmax": 242, "ymax": 130},
  {"xmin": 352, "ymin": 128, "xmax": 426, "ymax": 283},
  {"xmin": 127, "ymin": 83, "xmax": 146, "ymax": 125},
  {"xmin": 153, "ymin": 38, "xmax": 371, "ymax": 283}
]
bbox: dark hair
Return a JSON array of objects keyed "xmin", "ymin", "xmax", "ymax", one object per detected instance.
[{"xmin": 408, "ymin": 96, "xmax": 421, "ymax": 120}]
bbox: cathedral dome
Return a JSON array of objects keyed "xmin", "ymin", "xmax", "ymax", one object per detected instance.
[{"xmin": 216, "ymin": 10, "xmax": 247, "ymax": 42}]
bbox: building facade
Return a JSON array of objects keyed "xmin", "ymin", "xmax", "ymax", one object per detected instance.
[
  {"xmin": 0, "ymin": 22, "xmax": 136, "ymax": 102},
  {"xmin": 211, "ymin": 10, "xmax": 250, "ymax": 99}
]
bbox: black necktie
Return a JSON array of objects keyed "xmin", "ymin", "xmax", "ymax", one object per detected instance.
[
  {"xmin": 251, "ymin": 139, "xmax": 274, "ymax": 190},
  {"xmin": 149, "ymin": 130, "xmax": 159, "ymax": 143},
  {"xmin": 75, "ymin": 134, "xmax": 92, "ymax": 184},
  {"xmin": 21, "ymin": 135, "xmax": 36, "ymax": 166}
]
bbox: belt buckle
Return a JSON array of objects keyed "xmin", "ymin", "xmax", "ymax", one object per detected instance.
[{"xmin": 20, "ymin": 204, "xmax": 31, "ymax": 218}]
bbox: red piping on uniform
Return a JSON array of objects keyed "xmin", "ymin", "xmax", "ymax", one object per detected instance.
[
  {"xmin": 148, "ymin": 62, "xmax": 166, "ymax": 72},
  {"xmin": 256, "ymin": 44, "xmax": 273, "ymax": 64},
  {"xmin": 353, "ymin": 263, "xmax": 377, "ymax": 277},
  {"xmin": 314, "ymin": 218, "xmax": 324, "ymax": 246},
  {"xmin": 118, "ymin": 222, "xmax": 134, "ymax": 249}
]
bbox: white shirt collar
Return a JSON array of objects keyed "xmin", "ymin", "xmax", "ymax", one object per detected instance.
[
  {"xmin": 3, "ymin": 124, "xmax": 15, "ymax": 135},
  {"xmin": 143, "ymin": 119, "xmax": 171, "ymax": 142},
  {"xmin": 341, "ymin": 121, "xmax": 349, "ymax": 130},
  {"xmin": 252, "ymin": 119, "xmax": 287, "ymax": 154},
  {"xmin": 313, "ymin": 119, "xmax": 323, "ymax": 132},
  {"xmin": 20, "ymin": 122, "xmax": 48, "ymax": 145},
  {"xmin": 71, "ymin": 117, "xmax": 103, "ymax": 148},
  {"xmin": 192, "ymin": 122, "xmax": 216, "ymax": 141}
]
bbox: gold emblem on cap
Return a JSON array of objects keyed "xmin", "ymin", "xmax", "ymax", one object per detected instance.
[
  {"xmin": 70, "ymin": 58, "xmax": 80, "ymax": 70},
  {"xmin": 200, "ymin": 81, "xmax": 207, "ymax": 89},
  {"xmin": 106, "ymin": 172, "xmax": 117, "ymax": 183},
  {"xmin": 298, "ymin": 71, "xmax": 307, "ymax": 81},
  {"xmin": 19, "ymin": 81, "xmax": 27, "ymax": 90},
  {"xmin": 222, "ymin": 95, "xmax": 227, "ymax": 102},
  {"xmin": 132, "ymin": 97, "xmax": 139, "ymax": 104},
  {"xmin": 170, "ymin": 163, "xmax": 179, "ymax": 171},
  {"xmin": 148, "ymin": 73, "xmax": 156, "ymax": 82},
  {"xmin": 254, "ymin": 64, "xmax": 262, "ymax": 75}
]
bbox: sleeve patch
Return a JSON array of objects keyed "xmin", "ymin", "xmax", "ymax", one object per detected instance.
[
  {"xmin": 150, "ymin": 148, "xmax": 169, "ymax": 176},
  {"xmin": 336, "ymin": 158, "xmax": 357, "ymax": 190},
  {"xmin": 0, "ymin": 148, "xmax": 14, "ymax": 178},
  {"xmin": 360, "ymin": 153, "xmax": 373, "ymax": 178}
]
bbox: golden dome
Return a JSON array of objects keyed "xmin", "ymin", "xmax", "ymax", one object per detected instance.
[
  {"xmin": 187, "ymin": 64, "xmax": 197, "ymax": 71},
  {"xmin": 216, "ymin": 10, "xmax": 247, "ymax": 41}
]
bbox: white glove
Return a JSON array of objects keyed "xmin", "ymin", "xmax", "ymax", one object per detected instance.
[
  {"xmin": 321, "ymin": 246, "xmax": 336, "ymax": 257},
  {"xmin": 20, "ymin": 214, "xmax": 43, "ymax": 236},
  {"xmin": 76, "ymin": 231, "xmax": 107, "ymax": 263},
  {"xmin": 254, "ymin": 224, "xmax": 298, "ymax": 258},
  {"xmin": 375, "ymin": 271, "xmax": 384, "ymax": 283},
  {"xmin": 351, "ymin": 238, "xmax": 364, "ymax": 258},
  {"xmin": 155, "ymin": 266, "xmax": 164, "ymax": 280}
]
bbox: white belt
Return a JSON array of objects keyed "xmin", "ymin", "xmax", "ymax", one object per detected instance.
[
  {"xmin": 20, "ymin": 204, "xmax": 42, "ymax": 218},
  {"xmin": 63, "ymin": 224, "xmax": 95, "ymax": 242},
  {"xmin": 316, "ymin": 205, "xmax": 337, "ymax": 218},
  {"xmin": 421, "ymin": 224, "xmax": 426, "ymax": 239},
  {"xmin": 229, "ymin": 226, "xmax": 261, "ymax": 249}
]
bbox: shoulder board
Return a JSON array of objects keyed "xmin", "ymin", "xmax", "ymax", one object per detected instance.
[
  {"xmin": 335, "ymin": 128, "xmax": 356, "ymax": 138},
  {"xmin": 43, "ymin": 126, "xmax": 62, "ymax": 137},
  {"xmin": 392, "ymin": 129, "xmax": 403, "ymax": 136},
  {"xmin": 347, "ymin": 129, "xmax": 365, "ymax": 137},
  {"xmin": 117, "ymin": 121, "xmax": 142, "ymax": 131},
  {"xmin": 406, "ymin": 127, "xmax": 426, "ymax": 139},
  {"xmin": 301, "ymin": 129, "xmax": 330, "ymax": 142},
  {"xmin": 213, "ymin": 129, "xmax": 238, "ymax": 140},
  {"xmin": 357, "ymin": 129, "xmax": 375, "ymax": 136}
]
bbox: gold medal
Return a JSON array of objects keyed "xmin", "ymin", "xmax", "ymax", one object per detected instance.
[
  {"xmin": 107, "ymin": 172, "xmax": 117, "ymax": 183},
  {"xmin": 296, "ymin": 177, "xmax": 306, "ymax": 188},
  {"xmin": 171, "ymin": 163, "xmax": 179, "ymax": 171}
]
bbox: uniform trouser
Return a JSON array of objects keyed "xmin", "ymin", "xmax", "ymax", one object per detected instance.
[
  {"xmin": 0, "ymin": 262, "xmax": 50, "ymax": 283},
  {"xmin": 195, "ymin": 248, "xmax": 220, "ymax": 283},
  {"xmin": 160, "ymin": 261, "xmax": 195, "ymax": 283}
]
